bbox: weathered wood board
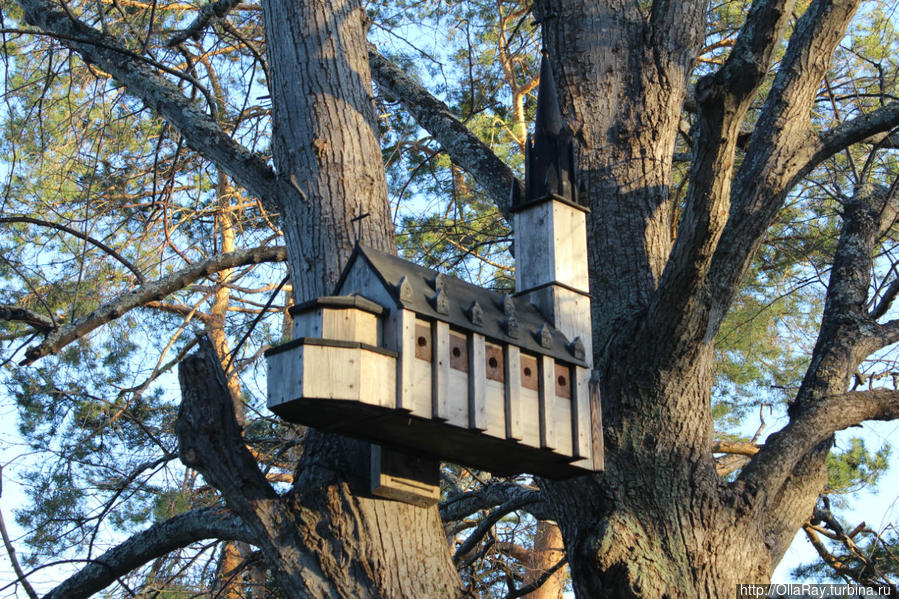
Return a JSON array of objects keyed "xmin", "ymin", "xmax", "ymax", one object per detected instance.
[{"xmin": 266, "ymin": 339, "xmax": 595, "ymax": 479}]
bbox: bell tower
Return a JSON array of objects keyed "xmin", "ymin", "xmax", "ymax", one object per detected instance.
[{"xmin": 512, "ymin": 51, "xmax": 592, "ymax": 363}]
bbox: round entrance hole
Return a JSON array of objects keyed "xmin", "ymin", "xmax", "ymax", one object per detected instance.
[
  {"xmin": 558, "ymin": 375, "xmax": 567, "ymax": 387},
  {"xmin": 417, "ymin": 336, "xmax": 428, "ymax": 347},
  {"xmin": 523, "ymin": 367, "xmax": 532, "ymax": 377},
  {"xmin": 488, "ymin": 357, "xmax": 498, "ymax": 369},
  {"xmin": 452, "ymin": 347, "xmax": 462, "ymax": 358}
]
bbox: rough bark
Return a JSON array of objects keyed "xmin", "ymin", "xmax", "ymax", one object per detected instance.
[
  {"xmin": 242, "ymin": 1, "xmax": 466, "ymax": 597},
  {"xmin": 15, "ymin": 0, "xmax": 899, "ymax": 597},
  {"xmin": 536, "ymin": 0, "xmax": 706, "ymax": 339},
  {"xmin": 530, "ymin": 1, "xmax": 899, "ymax": 597},
  {"xmin": 264, "ymin": 0, "xmax": 396, "ymax": 302},
  {"xmin": 177, "ymin": 337, "xmax": 464, "ymax": 598}
]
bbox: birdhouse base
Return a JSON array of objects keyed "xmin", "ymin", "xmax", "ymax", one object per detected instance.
[
  {"xmin": 370, "ymin": 444, "xmax": 440, "ymax": 507},
  {"xmin": 269, "ymin": 394, "xmax": 591, "ymax": 479}
]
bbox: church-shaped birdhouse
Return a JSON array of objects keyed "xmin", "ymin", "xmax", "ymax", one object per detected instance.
[{"xmin": 266, "ymin": 53, "xmax": 602, "ymax": 480}]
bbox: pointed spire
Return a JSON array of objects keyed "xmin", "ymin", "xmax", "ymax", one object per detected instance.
[
  {"xmin": 535, "ymin": 51, "xmax": 565, "ymax": 138},
  {"xmin": 511, "ymin": 51, "xmax": 583, "ymax": 212}
]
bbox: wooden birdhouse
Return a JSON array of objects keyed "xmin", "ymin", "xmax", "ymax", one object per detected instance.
[{"xmin": 266, "ymin": 52, "xmax": 603, "ymax": 497}]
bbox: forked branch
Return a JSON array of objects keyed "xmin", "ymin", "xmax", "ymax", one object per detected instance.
[
  {"xmin": 707, "ymin": 0, "xmax": 866, "ymax": 336},
  {"xmin": 740, "ymin": 389, "xmax": 899, "ymax": 493}
]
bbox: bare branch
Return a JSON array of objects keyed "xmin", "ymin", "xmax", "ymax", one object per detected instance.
[
  {"xmin": 0, "ymin": 500, "xmax": 38, "ymax": 599},
  {"xmin": 712, "ymin": 440, "xmax": 761, "ymax": 456},
  {"xmin": 14, "ymin": 0, "xmax": 283, "ymax": 210},
  {"xmin": 453, "ymin": 493, "xmax": 536, "ymax": 563},
  {"xmin": 368, "ymin": 46, "xmax": 521, "ymax": 215},
  {"xmin": 503, "ymin": 556, "xmax": 568, "ymax": 599},
  {"xmin": 22, "ymin": 245, "xmax": 286, "ymax": 364},
  {"xmin": 44, "ymin": 507, "xmax": 254, "ymax": 599},
  {"xmin": 165, "ymin": 0, "xmax": 243, "ymax": 47},
  {"xmin": 440, "ymin": 482, "xmax": 547, "ymax": 523},
  {"xmin": 0, "ymin": 216, "xmax": 145, "ymax": 284},
  {"xmin": 740, "ymin": 389, "xmax": 899, "ymax": 493},
  {"xmin": 716, "ymin": 454, "xmax": 752, "ymax": 477}
]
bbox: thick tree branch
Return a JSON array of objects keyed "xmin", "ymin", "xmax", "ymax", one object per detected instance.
[
  {"xmin": 706, "ymin": 0, "xmax": 863, "ymax": 338},
  {"xmin": 870, "ymin": 318, "xmax": 899, "ymax": 352},
  {"xmin": 715, "ymin": 454, "xmax": 752, "ymax": 477},
  {"xmin": 740, "ymin": 389, "xmax": 899, "ymax": 494},
  {"xmin": 0, "ymin": 304, "xmax": 53, "ymax": 331},
  {"xmin": 711, "ymin": 440, "xmax": 761, "ymax": 457},
  {"xmin": 440, "ymin": 482, "xmax": 548, "ymax": 523},
  {"xmin": 503, "ymin": 556, "xmax": 568, "ymax": 599},
  {"xmin": 22, "ymin": 245, "xmax": 286, "ymax": 364},
  {"xmin": 645, "ymin": 0, "xmax": 796, "ymax": 365},
  {"xmin": 368, "ymin": 46, "xmax": 521, "ymax": 215},
  {"xmin": 44, "ymin": 507, "xmax": 254, "ymax": 599},
  {"xmin": 805, "ymin": 103, "xmax": 899, "ymax": 176},
  {"xmin": 453, "ymin": 494, "xmax": 537, "ymax": 563},
  {"xmin": 176, "ymin": 338, "xmax": 332, "ymax": 597},
  {"xmin": 14, "ymin": 0, "xmax": 283, "ymax": 211}
]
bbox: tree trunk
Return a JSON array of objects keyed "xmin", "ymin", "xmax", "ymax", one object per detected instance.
[
  {"xmin": 229, "ymin": 0, "xmax": 464, "ymax": 596},
  {"xmin": 534, "ymin": 0, "xmax": 765, "ymax": 595},
  {"xmin": 525, "ymin": 522, "xmax": 567, "ymax": 599}
]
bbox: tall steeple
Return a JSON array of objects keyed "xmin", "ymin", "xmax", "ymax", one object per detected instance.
[
  {"xmin": 511, "ymin": 49, "xmax": 592, "ymax": 370},
  {"xmin": 511, "ymin": 51, "xmax": 583, "ymax": 211}
]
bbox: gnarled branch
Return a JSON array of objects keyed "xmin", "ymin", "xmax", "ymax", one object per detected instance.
[
  {"xmin": 165, "ymin": 0, "xmax": 243, "ymax": 47},
  {"xmin": 44, "ymin": 507, "xmax": 254, "ymax": 599},
  {"xmin": 645, "ymin": 0, "xmax": 797, "ymax": 366},
  {"xmin": 707, "ymin": 0, "xmax": 864, "ymax": 339},
  {"xmin": 176, "ymin": 338, "xmax": 331, "ymax": 597},
  {"xmin": 22, "ymin": 245, "xmax": 286, "ymax": 364},
  {"xmin": 0, "ymin": 304, "xmax": 54, "ymax": 332},
  {"xmin": 440, "ymin": 481, "xmax": 547, "ymax": 523},
  {"xmin": 368, "ymin": 46, "xmax": 521, "ymax": 216},
  {"xmin": 740, "ymin": 389, "xmax": 899, "ymax": 494}
]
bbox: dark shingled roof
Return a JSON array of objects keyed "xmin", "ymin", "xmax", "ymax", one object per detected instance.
[{"xmin": 336, "ymin": 244, "xmax": 587, "ymax": 366}]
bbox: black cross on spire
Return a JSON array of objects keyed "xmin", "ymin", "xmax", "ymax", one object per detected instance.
[{"xmin": 351, "ymin": 206, "xmax": 370, "ymax": 246}]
